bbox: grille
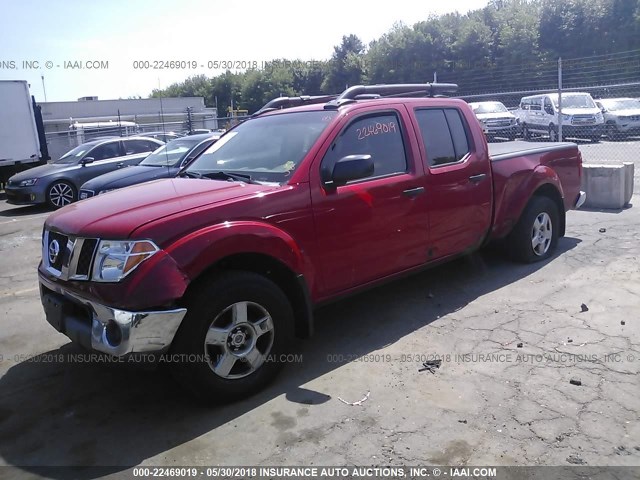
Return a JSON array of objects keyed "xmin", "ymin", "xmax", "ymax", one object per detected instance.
[
  {"xmin": 43, "ymin": 230, "xmax": 98, "ymax": 280},
  {"xmin": 76, "ymin": 239, "xmax": 98, "ymax": 276},
  {"xmin": 47, "ymin": 232, "xmax": 69, "ymax": 272},
  {"xmin": 572, "ymin": 115, "xmax": 596, "ymax": 125}
]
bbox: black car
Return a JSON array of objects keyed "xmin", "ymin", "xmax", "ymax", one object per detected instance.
[
  {"xmin": 79, "ymin": 133, "xmax": 222, "ymax": 199},
  {"xmin": 6, "ymin": 136, "xmax": 164, "ymax": 208}
]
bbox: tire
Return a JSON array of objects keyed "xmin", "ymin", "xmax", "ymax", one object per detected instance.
[
  {"xmin": 169, "ymin": 271, "xmax": 294, "ymax": 403},
  {"xmin": 47, "ymin": 180, "xmax": 77, "ymax": 209},
  {"xmin": 548, "ymin": 124, "xmax": 557, "ymax": 142},
  {"xmin": 606, "ymin": 123, "xmax": 618, "ymax": 140},
  {"xmin": 522, "ymin": 124, "xmax": 531, "ymax": 140},
  {"xmin": 507, "ymin": 196, "xmax": 559, "ymax": 263}
]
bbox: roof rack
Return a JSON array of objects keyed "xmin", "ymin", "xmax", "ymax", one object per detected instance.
[
  {"xmin": 251, "ymin": 83, "xmax": 459, "ymax": 117},
  {"xmin": 324, "ymin": 83, "xmax": 458, "ymax": 109},
  {"xmin": 252, "ymin": 95, "xmax": 338, "ymax": 117}
]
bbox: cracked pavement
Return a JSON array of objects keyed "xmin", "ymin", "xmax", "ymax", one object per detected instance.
[{"xmin": 0, "ymin": 191, "xmax": 638, "ymax": 478}]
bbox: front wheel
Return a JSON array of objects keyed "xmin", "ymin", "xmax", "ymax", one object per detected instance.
[
  {"xmin": 522, "ymin": 124, "xmax": 531, "ymax": 140},
  {"xmin": 507, "ymin": 196, "xmax": 559, "ymax": 263},
  {"xmin": 47, "ymin": 181, "xmax": 77, "ymax": 209},
  {"xmin": 169, "ymin": 271, "xmax": 294, "ymax": 403}
]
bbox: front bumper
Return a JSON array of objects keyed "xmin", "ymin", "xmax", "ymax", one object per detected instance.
[
  {"xmin": 5, "ymin": 186, "xmax": 46, "ymax": 205},
  {"xmin": 39, "ymin": 274, "xmax": 187, "ymax": 356},
  {"xmin": 561, "ymin": 124, "xmax": 604, "ymax": 138}
]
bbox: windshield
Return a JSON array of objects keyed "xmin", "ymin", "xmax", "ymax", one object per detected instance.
[
  {"xmin": 553, "ymin": 95, "xmax": 596, "ymax": 109},
  {"xmin": 600, "ymin": 99, "xmax": 640, "ymax": 111},
  {"xmin": 186, "ymin": 111, "xmax": 337, "ymax": 183},
  {"xmin": 55, "ymin": 144, "xmax": 92, "ymax": 164},
  {"xmin": 141, "ymin": 138, "xmax": 201, "ymax": 166},
  {"xmin": 471, "ymin": 102, "xmax": 508, "ymax": 114}
]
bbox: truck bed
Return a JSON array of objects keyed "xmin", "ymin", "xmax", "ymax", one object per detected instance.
[{"xmin": 489, "ymin": 141, "xmax": 578, "ymax": 162}]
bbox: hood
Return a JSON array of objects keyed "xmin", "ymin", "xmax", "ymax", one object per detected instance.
[
  {"xmin": 81, "ymin": 165, "xmax": 176, "ymax": 192},
  {"xmin": 9, "ymin": 162, "xmax": 77, "ymax": 181},
  {"xmin": 46, "ymin": 178, "xmax": 278, "ymax": 239},
  {"xmin": 475, "ymin": 112, "xmax": 516, "ymax": 120},
  {"xmin": 607, "ymin": 108, "xmax": 640, "ymax": 117},
  {"xmin": 560, "ymin": 108, "xmax": 601, "ymax": 116}
]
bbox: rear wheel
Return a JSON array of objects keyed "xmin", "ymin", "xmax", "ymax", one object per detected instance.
[
  {"xmin": 170, "ymin": 271, "xmax": 294, "ymax": 403},
  {"xmin": 507, "ymin": 196, "xmax": 559, "ymax": 263},
  {"xmin": 548, "ymin": 124, "xmax": 557, "ymax": 142},
  {"xmin": 47, "ymin": 181, "xmax": 76, "ymax": 209}
]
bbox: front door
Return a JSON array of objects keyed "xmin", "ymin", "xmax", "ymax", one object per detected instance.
[{"xmin": 310, "ymin": 107, "xmax": 429, "ymax": 296}]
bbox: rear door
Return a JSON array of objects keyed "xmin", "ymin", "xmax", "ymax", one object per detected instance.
[
  {"xmin": 411, "ymin": 107, "xmax": 492, "ymax": 259},
  {"xmin": 310, "ymin": 106, "xmax": 429, "ymax": 295}
]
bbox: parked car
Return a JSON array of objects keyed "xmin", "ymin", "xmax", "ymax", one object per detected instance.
[
  {"xmin": 38, "ymin": 84, "xmax": 585, "ymax": 402},
  {"xmin": 468, "ymin": 101, "xmax": 519, "ymax": 140},
  {"xmin": 594, "ymin": 98, "xmax": 640, "ymax": 139},
  {"xmin": 79, "ymin": 133, "xmax": 222, "ymax": 199},
  {"xmin": 6, "ymin": 136, "xmax": 164, "ymax": 208},
  {"xmin": 516, "ymin": 92, "xmax": 604, "ymax": 142},
  {"xmin": 137, "ymin": 131, "xmax": 184, "ymax": 143}
]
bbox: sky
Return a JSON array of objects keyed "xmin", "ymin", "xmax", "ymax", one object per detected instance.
[{"xmin": 0, "ymin": 0, "xmax": 489, "ymax": 102}]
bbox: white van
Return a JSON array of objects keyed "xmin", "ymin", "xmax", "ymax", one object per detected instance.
[{"xmin": 516, "ymin": 92, "xmax": 604, "ymax": 142}]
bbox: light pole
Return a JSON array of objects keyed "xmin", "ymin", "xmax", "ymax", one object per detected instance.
[{"xmin": 41, "ymin": 75, "xmax": 47, "ymax": 102}]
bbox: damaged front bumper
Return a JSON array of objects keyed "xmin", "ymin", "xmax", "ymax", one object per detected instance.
[{"xmin": 39, "ymin": 274, "xmax": 186, "ymax": 357}]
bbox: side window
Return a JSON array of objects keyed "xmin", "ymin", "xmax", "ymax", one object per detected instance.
[
  {"xmin": 124, "ymin": 140, "xmax": 158, "ymax": 155},
  {"xmin": 530, "ymin": 99, "xmax": 542, "ymax": 111},
  {"xmin": 88, "ymin": 142, "xmax": 121, "ymax": 160},
  {"xmin": 415, "ymin": 109, "xmax": 470, "ymax": 167},
  {"xmin": 544, "ymin": 97, "xmax": 554, "ymax": 114},
  {"xmin": 322, "ymin": 113, "xmax": 407, "ymax": 181}
]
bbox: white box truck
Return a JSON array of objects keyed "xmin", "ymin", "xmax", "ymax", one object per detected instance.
[{"xmin": 0, "ymin": 80, "xmax": 47, "ymax": 185}]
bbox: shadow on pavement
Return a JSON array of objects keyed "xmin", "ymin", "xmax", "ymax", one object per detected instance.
[
  {"xmin": 0, "ymin": 204, "xmax": 51, "ymax": 218},
  {"xmin": 0, "ymin": 238, "xmax": 580, "ymax": 478}
]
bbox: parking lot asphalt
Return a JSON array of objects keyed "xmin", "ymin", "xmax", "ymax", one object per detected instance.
[{"xmin": 0, "ymin": 152, "xmax": 639, "ymax": 477}]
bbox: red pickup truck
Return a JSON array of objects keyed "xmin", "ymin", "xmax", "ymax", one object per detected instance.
[{"xmin": 38, "ymin": 84, "xmax": 585, "ymax": 402}]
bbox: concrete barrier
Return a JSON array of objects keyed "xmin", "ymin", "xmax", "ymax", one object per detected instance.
[{"xmin": 581, "ymin": 162, "xmax": 634, "ymax": 209}]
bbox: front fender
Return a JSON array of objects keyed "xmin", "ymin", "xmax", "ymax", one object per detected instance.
[{"xmin": 164, "ymin": 221, "xmax": 310, "ymax": 282}]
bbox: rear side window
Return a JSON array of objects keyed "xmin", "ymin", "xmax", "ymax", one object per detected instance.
[
  {"xmin": 322, "ymin": 112, "xmax": 407, "ymax": 181},
  {"xmin": 124, "ymin": 139, "xmax": 159, "ymax": 155},
  {"xmin": 415, "ymin": 109, "xmax": 470, "ymax": 167},
  {"xmin": 88, "ymin": 142, "xmax": 121, "ymax": 160}
]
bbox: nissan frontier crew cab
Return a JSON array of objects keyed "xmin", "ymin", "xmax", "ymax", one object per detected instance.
[{"xmin": 38, "ymin": 84, "xmax": 586, "ymax": 402}]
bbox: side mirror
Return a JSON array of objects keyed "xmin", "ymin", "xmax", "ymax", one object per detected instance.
[
  {"xmin": 80, "ymin": 157, "xmax": 95, "ymax": 166},
  {"xmin": 326, "ymin": 154, "xmax": 374, "ymax": 188}
]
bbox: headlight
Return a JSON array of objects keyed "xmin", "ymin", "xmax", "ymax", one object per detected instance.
[
  {"xmin": 18, "ymin": 178, "xmax": 38, "ymax": 187},
  {"xmin": 91, "ymin": 240, "xmax": 159, "ymax": 282}
]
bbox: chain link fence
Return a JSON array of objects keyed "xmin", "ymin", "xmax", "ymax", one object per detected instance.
[{"xmin": 453, "ymin": 50, "xmax": 640, "ymax": 192}]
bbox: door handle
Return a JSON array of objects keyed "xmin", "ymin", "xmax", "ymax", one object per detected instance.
[
  {"xmin": 402, "ymin": 187, "xmax": 425, "ymax": 198},
  {"xmin": 469, "ymin": 174, "xmax": 487, "ymax": 184}
]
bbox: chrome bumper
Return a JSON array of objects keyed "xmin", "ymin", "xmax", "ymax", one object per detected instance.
[
  {"xmin": 575, "ymin": 190, "xmax": 587, "ymax": 209},
  {"xmin": 40, "ymin": 279, "xmax": 186, "ymax": 356}
]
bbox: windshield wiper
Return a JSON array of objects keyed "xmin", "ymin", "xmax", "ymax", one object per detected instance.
[{"xmin": 204, "ymin": 171, "xmax": 258, "ymax": 184}]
